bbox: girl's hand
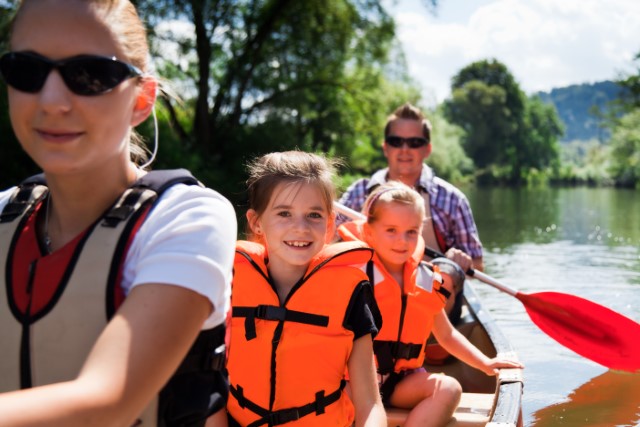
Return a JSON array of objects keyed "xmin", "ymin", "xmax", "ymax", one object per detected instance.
[{"xmin": 481, "ymin": 357, "xmax": 525, "ymax": 376}]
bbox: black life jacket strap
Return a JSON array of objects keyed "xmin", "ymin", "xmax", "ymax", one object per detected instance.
[
  {"xmin": 102, "ymin": 168, "xmax": 200, "ymax": 228},
  {"xmin": 374, "ymin": 340, "xmax": 423, "ymax": 375},
  {"xmin": 135, "ymin": 168, "xmax": 202, "ymax": 194},
  {"xmin": 230, "ymin": 380, "xmax": 346, "ymax": 427},
  {"xmin": 365, "ymin": 259, "xmax": 375, "ymax": 284},
  {"xmin": 437, "ymin": 285, "xmax": 451, "ymax": 300},
  {"xmin": 0, "ymin": 175, "xmax": 46, "ymax": 223},
  {"xmin": 233, "ymin": 305, "xmax": 329, "ymax": 341},
  {"xmin": 0, "ymin": 169, "xmax": 199, "ymax": 226},
  {"xmin": 104, "ymin": 169, "xmax": 201, "ymax": 319}
]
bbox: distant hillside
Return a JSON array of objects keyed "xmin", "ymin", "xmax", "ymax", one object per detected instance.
[{"xmin": 535, "ymin": 81, "xmax": 625, "ymax": 142}]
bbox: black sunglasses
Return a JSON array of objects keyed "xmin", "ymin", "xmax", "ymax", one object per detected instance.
[
  {"xmin": 385, "ymin": 135, "xmax": 429, "ymax": 149},
  {"xmin": 0, "ymin": 51, "xmax": 143, "ymax": 96}
]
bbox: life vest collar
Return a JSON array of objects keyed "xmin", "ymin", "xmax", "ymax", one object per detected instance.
[{"xmin": 235, "ymin": 240, "xmax": 373, "ymax": 284}]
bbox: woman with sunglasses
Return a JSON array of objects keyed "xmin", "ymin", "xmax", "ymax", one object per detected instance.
[{"xmin": 0, "ymin": 1, "xmax": 236, "ymax": 426}]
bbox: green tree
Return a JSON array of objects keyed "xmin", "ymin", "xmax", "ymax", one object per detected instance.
[
  {"xmin": 427, "ymin": 108, "xmax": 473, "ymax": 184},
  {"xmin": 444, "ymin": 79, "xmax": 516, "ymax": 169},
  {"xmin": 604, "ymin": 48, "xmax": 640, "ymax": 188},
  {"xmin": 520, "ymin": 96, "xmax": 563, "ymax": 172},
  {"xmin": 0, "ymin": 2, "xmax": 40, "ymax": 188},
  {"xmin": 617, "ymin": 51, "xmax": 640, "ymax": 111},
  {"xmin": 133, "ymin": 1, "xmax": 396, "ymax": 153},
  {"xmin": 443, "ymin": 58, "xmax": 561, "ymax": 184},
  {"xmin": 608, "ymin": 109, "xmax": 640, "ymax": 187}
]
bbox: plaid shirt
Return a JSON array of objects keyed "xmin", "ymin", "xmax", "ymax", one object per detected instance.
[{"xmin": 337, "ymin": 165, "xmax": 483, "ymax": 259}]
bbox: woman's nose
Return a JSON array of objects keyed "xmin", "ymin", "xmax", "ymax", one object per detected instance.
[{"xmin": 39, "ymin": 70, "xmax": 73, "ymax": 113}]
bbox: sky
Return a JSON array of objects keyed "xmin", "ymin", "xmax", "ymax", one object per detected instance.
[{"xmin": 385, "ymin": 0, "xmax": 640, "ymax": 106}]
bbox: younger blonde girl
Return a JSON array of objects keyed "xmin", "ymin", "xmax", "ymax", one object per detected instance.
[{"xmin": 338, "ymin": 181, "xmax": 522, "ymax": 427}]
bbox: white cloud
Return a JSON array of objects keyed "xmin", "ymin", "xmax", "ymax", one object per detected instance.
[{"xmin": 389, "ymin": 0, "xmax": 640, "ymax": 105}]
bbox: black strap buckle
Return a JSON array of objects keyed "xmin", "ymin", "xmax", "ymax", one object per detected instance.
[
  {"xmin": 255, "ymin": 305, "xmax": 287, "ymax": 321},
  {"xmin": 268, "ymin": 408, "xmax": 300, "ymax": 425},
  {"xmin": 393, "ymin": 342, "xmax": 422, "ymax": 360}
]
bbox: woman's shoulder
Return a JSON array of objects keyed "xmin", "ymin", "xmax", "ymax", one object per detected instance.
[
  {"xmin": 146, "ymin": 182, "xmax": 236, "ymax": 226},
  {"xmin": 135, "ymin": 182, "xmax": 237, "ymax": 247},
  {"xmin": 154, "ymin": 182, "xmax": 234, "ymax": 211},
  {"xmin": 123, "ymin": 183, "xmax": 236, "ymax": 328}
]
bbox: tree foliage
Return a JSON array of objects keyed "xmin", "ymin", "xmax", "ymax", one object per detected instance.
[
  {"xmin": 617, "ymin": 51, "xmax": 640, "ymax": 111},
  {"xmin": 608, "ymin": 109, "xmax": 640, "ymax": 187},
  {"xmin": 130, "ymin": 0, "xmax": 406, "ymax": 195},
  {"xmin": 521, "ymin": 96, "xmax": 563, "ymax": 172},
  {"xmin": 427, "ymin": 108, "xmax": 473, "ymax": 184},
  {"xmin": 595, "ymin": 48, "xmax": 640, "ymax": 188},
  {"xmin": 445, "ymin": 80, "xmax": 515, "ymax": 169},
  {"xmin": 443, "ymin": 58, "xmax": 562, "ymax": 184},
  {"xmin": 0, "ymin": 2, "xmax": 40, "ymax": 189}
]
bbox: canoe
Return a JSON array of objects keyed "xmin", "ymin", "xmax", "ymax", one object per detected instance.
[{"xmin": 385, "ymin": 281, "xmax": 524, "ymax": 427}]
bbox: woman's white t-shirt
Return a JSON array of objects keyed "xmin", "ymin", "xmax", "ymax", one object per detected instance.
[{"xmin": 0, "ymin": 183, "xmax": 237, "ymax": 330}]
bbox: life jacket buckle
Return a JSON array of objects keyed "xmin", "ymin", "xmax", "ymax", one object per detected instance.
[
  {"xmin": 392, "ymin": 342, "xmax": 422, "ymax": 360},
  {"xmin": 268, "ymin": 408, "xmax": 300, "ymax": 425},
  {"xmin": 255, "ymin": 304, "xmax": 286, "ymax": 321}
]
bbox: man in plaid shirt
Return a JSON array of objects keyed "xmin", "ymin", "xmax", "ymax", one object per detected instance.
[{"xmin": 337, "ymin": 103, "xmax": 484, "ymax": 320}]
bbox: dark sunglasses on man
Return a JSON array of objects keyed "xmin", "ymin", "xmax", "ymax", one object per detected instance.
[
  {"xmin": 385, "ymin": 135, "xmax": 429, "ymax": 149},
  {"xmin": 0, "ymin": 51, "xmax": 142, "ymax": 96}
]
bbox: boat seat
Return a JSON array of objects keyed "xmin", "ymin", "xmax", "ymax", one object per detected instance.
[{"xmin": 386, "ymin": 392, "xmax": 494, "ymax": 427}]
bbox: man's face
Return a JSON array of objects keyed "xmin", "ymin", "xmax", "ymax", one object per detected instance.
[{"xmin": 382, "ymin": 119, "xmax": 431, "ymax": 181}]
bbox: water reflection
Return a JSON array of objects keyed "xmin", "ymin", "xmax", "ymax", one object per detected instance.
[
  {"xmin": 462, "ymin": 186, "xmax": 640, "ymax": 426},
  {"xmin": 466, "ymin": 187, "xmax": 640, "ymax": 249},
  {"xmin": 531, "ymin": 370, "xmax": 640, "ymax": 427}
]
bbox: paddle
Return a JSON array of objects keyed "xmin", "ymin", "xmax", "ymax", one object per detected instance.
[{"xmin": 334, "ymin": 201, "xmax": 640, "ymax": 373}]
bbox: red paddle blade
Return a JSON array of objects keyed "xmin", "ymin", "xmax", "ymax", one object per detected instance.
[{"xmin": 516, "ymin": 291, "xmax": 640, "ymax": 372}]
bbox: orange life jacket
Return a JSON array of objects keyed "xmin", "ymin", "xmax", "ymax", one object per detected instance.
[
  {"xmin": 337, "ymin": 221, "xmax": 448, "ymax": 374},
  {"xmin": 227, "ymin": 240, "xmax": 373, "ymax": 427},
  {"xmin": 0, "ymin": 171, "xmax": 226, "ymax": 426}
]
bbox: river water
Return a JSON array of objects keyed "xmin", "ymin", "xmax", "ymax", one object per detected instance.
[{"xmin": 464, "ymin": 186, "xmax": 640, "ymax": 427}]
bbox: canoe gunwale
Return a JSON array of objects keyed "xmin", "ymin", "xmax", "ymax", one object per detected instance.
[{"xmin": 464, "ymin": 281, "xmax": 524, "ymax": 427}]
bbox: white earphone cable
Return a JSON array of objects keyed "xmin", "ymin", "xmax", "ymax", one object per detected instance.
[{"xmin": 140, "ymin": 105, "xmax": 158, "ymax": 169}]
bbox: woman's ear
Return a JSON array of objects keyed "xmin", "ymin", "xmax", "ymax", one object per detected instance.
[{"xmin": 131, "ymin": 78, "xmax": 158, "ymax": 126}]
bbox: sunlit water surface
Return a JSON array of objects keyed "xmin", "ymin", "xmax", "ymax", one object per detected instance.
[{"xmin": 465, "ymin": 186, "xmax": 640, "ymax": 427}]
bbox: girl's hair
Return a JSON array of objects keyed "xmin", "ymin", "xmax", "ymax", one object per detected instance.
[
  {"xmin": 245, "ymin": 151, "xmax": 340, "ymax": 239},
  {"xmin": 10, "ymin": 0, "xmax": 153, "ymax": 165},
  {"xmin": 363, "ymin": 181, "xmax": 425, "ymax": 224}
]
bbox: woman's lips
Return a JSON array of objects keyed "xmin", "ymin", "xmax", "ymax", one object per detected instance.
[{"xmin": 37, "ymin": 129, "xmax": 84, "ymax": 143}]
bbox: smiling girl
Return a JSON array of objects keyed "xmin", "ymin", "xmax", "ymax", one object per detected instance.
[
  {"xmin": 226, "ymin": 151, "xmax": 385, "ymax": 427},
  {"xmin": 337, "ymin": 181, "xmax": 522, "ymax": 427}
]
